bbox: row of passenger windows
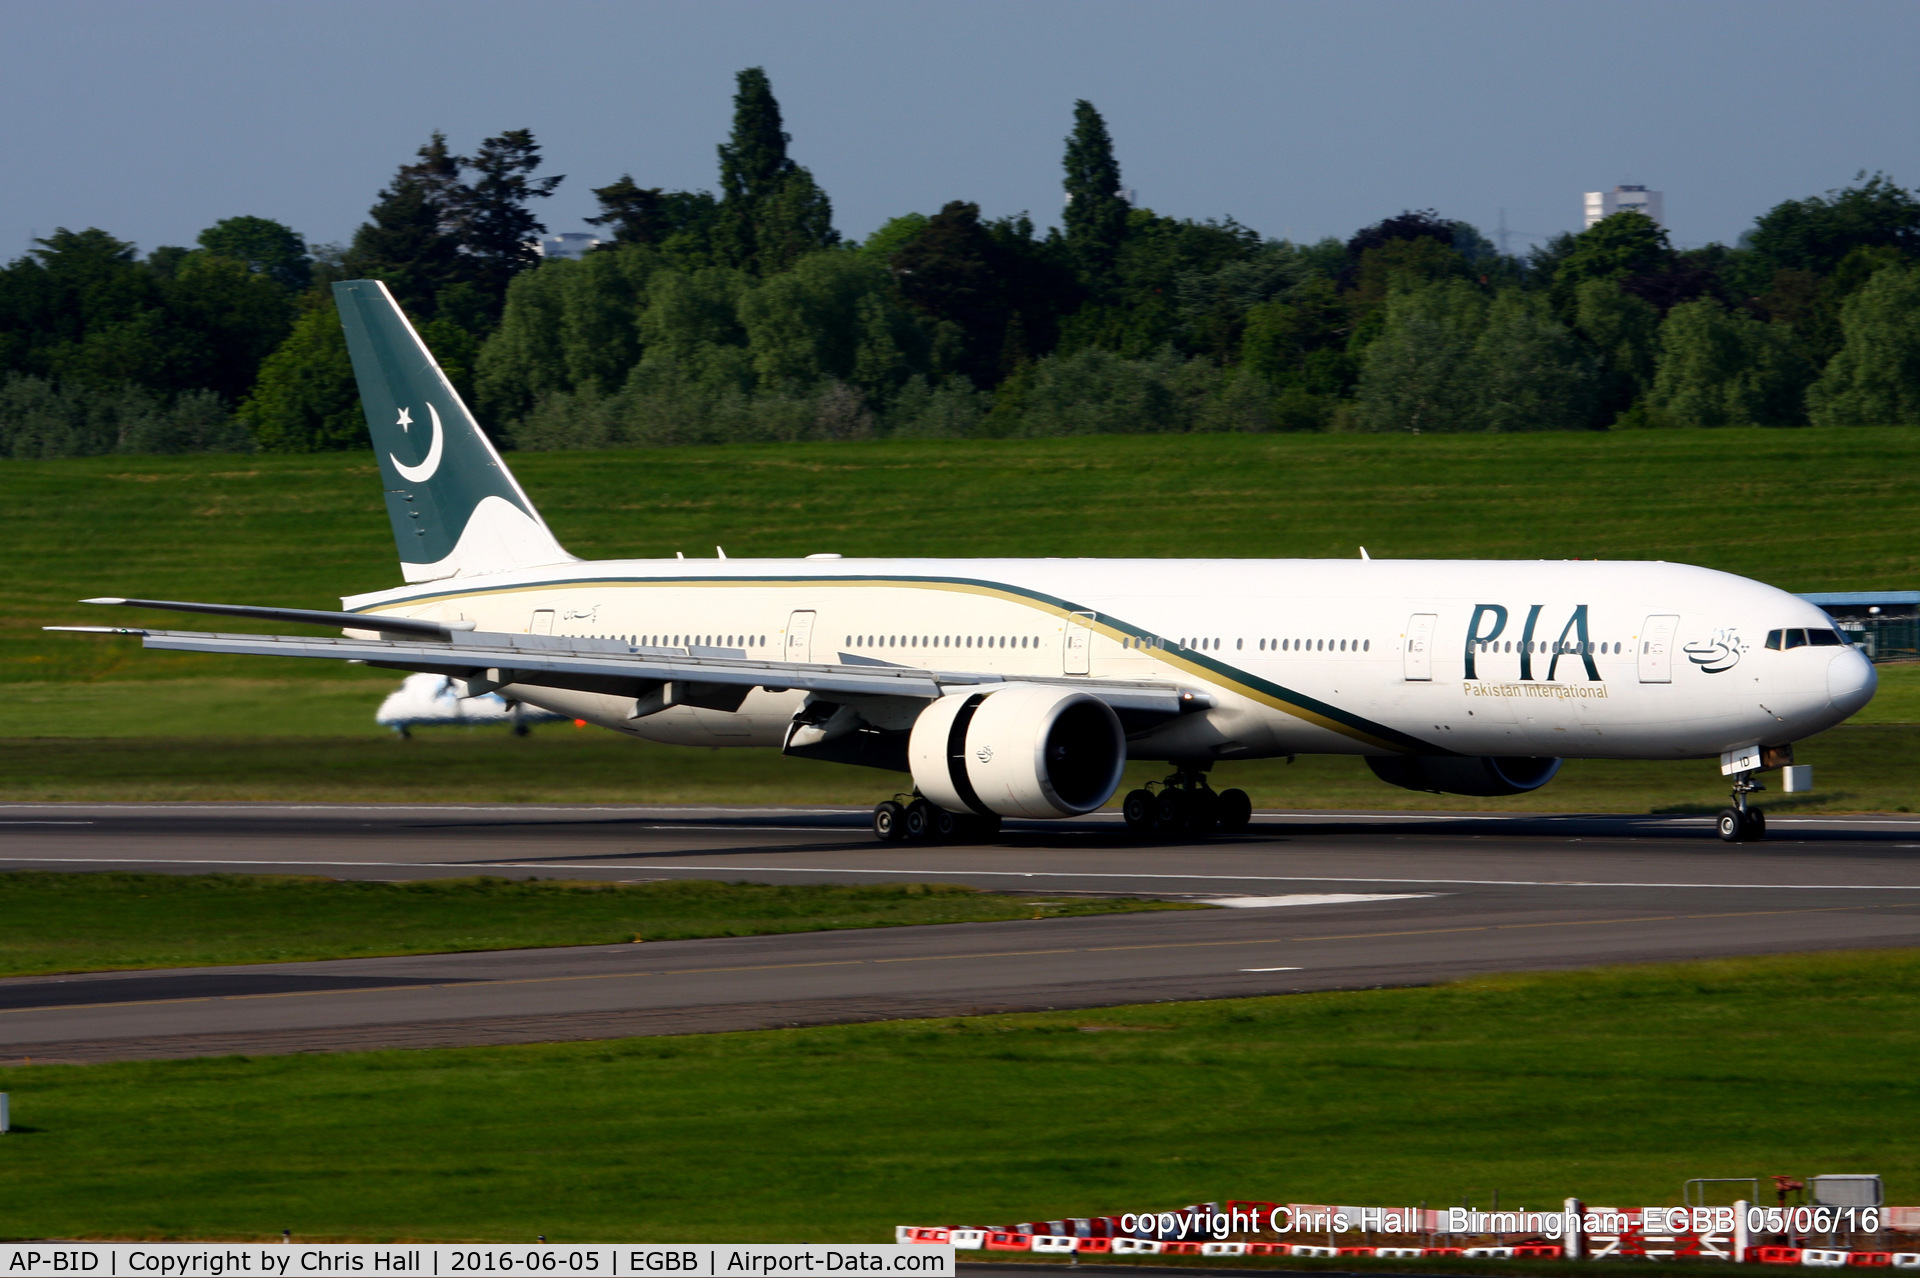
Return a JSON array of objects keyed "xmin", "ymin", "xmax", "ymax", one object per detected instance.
[
  {"xmin": 1257, "ymin": 638, "xmax": 1370, "ymax": 653},
  {"xmin": 1470, "ymin": 639, "xmax": 1622, "ymax": 655},
  {"xmin": 1766, "ymin": 628, "xmax": 1846, "ymax": 650},
  {"xmin": 847, "ymin": 634, "xmax": 1037, "ymax": 650},
  {"xmin": 616, "ymin": 635, "xmax": 765, "ymax": 649}
]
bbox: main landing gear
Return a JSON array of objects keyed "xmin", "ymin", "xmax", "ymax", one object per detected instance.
[
  {"xmin": 872, "ymin": 795, "xmax": 1002, "ymax": 844},
  {"xmin": 1716, "ymin": 770, "xmax": 1767, "ymax": 843},
  {"xmin": 1121, "ymin": 769, "xmax": 1252, "ymax": 838}
]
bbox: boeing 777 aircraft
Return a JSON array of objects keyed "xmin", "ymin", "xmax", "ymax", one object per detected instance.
[{"xmin": 57, "ymin": 281, "xmax": 1877, "ymax": 843}]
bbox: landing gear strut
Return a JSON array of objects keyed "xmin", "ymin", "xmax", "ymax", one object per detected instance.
[
  {"xmin": 872, "ymin": 794, "xmax": 999, "ymax": 844},
  {"xmin": 1122, "ymin": 768, "xmax": 1251, "ymax": 838},
  {"xmin": 1716, "ymin": 771, "xmax": 1766, "ymax": 843}
]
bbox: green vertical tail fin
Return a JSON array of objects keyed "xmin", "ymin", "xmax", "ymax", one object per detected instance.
[{"xmin": 333, "ymin": 279, "xmax": 571, "ymax": 584}]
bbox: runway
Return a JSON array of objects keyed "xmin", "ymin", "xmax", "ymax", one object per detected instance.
[{"xmin": 2, "ymin": 803, "xmax": 1917, "ymax": 1063}]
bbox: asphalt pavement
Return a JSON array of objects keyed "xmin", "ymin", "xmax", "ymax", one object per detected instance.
[{"xmin": 2, "ymin": 803, "xmax": 1916, "ymax": 1063}]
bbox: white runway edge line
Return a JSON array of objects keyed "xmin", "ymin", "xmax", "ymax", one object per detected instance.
[
  {"xmin": 0, "ymin": 855, "xmax": 1916, "ymax": 893},
  {"xmin": 1242, "ymin": 966, "xmax": 1304, "ymax": 972},
  {"xmin": 1211, "ymin": 893, "xmax": 1436, "ymax": 908}
]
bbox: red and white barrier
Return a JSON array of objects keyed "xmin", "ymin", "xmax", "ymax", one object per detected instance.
[{"xmin": 1030, "ymin": 1236, "xmax": 1076, "ymax": 1255}]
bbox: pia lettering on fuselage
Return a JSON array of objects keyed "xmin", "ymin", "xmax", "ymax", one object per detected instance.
[{"xmin": 1462, "ymin": 603, "xmax": 1602, "ymax": 682}]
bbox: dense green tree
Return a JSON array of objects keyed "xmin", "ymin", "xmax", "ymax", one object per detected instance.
[
  {"xmin": 712, "ymin": 68, "xmax": 837, "ymax": 275},
  {"xmin": 1747, "ymin": 173, "xmax": 1920, "ymax": 277},
  {"xmin": 236, "ymin": 294, "xmax": 361, "ymax": 452},
  {"xmin": 476, "ymin": 246, "xmax": 658, "ymax": 426},
  {"xmin": 1475, "ymin": 291, "xmax": 1597, "ymax": 432},
  {"xmin": 342, "ymin": 133, "xmax": 469, "ymax": 317},
  {"xmin": 1647, "ymin": 298, "xmax": 1810, "ymax": 427},
  {"xmin": 1240, "ymin": 277, "xmax": 1354, "ymax": 399},
  {"xmin": 196, "ymin": 216, "xmax": 311, "ymax": 289},
  {"xmin": 1806, "ymin": 264, "xmax": 1920, "ymax": 427},
  {"xmin": 1062, "ymin": 100, "xmax": 1129, "ymax": 287},
  {"xmin": 1574, "ymin": 278, "xmax": 1661, "ymax": 422},
  {"xmin": 1353, "ymin": 279, "xmax": 1487, "ymax": 432},
  {"xmin": 1549, "ymin": 211, "xmax": 1672, "ymax": 316},
  {"xmin": 457, "ymin": 128, "xmax": 563, "ymax": 311},
  {"xmin": 890, "ymin": 201, "xmax": 1007, "ymax": 385}
]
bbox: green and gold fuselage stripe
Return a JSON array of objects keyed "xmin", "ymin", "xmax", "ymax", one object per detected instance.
[{"xmin": 359, "ymin": 572, "xmax": 1437, "ymax": 754}]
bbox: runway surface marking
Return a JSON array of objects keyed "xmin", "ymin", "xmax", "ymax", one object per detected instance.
[
  {"xmin": 2, "ymin": 854, "xmax": 1915, "ymax": 892},
  {"xmin": 1242, "ymin": 967, "xmax": 1303, "ymax": 972},
  {"xmin": 1213, "ymin": 893, "xmax": 1436, "ymax": 907},
  {"xmin": 3, "ymin": 900, "xmax": 1901, "ymax": 1019}
]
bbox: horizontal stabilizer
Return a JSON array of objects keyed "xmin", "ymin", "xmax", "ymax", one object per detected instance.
[{"xmin": 81, "ymin": 597, "xmax": 474, "ymax": 639}]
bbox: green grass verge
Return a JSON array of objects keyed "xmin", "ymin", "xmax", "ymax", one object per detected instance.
[
  {"xmin": 3, "ymin": 722, "xmax": 1916, "ymax": 812},
  {"xmin": 2, "ymin": 949, "xmax": 1912, "ymax": 1241},
  {"xmin": 0, "ymin": 874, "xmax": 1194, "ymax": 978},
  {"xmin": 7, "ymin": 430, "xmax": 1919, "ymax": 683}
]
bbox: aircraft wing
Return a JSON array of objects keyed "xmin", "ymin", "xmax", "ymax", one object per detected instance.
[{"xmin": 50, "ymin": 614, "xmax": 1210, "ymax": 722}]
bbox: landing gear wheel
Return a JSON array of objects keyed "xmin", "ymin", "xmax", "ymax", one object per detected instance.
[
  {"xmin": 873, "ymin": 800, "xmax": 907, "ymax": 843},
  {"xmin": 929, "ymin": 806, "xmax": 959, "ymax": 842},
  {"xmin": 1122, "ymin": 788, "xmax": 1157, "ymax": 835},
  {"xmin": 1217, "ymin": 788, "xmax": 1252, "ymax": 834},
  {"xmin": 1155, "ymin": 789, "xmax": 1188, "ymax": 831},
  {"xmin": 1742, "ymin": 807, "xmax": 1766, "ymax": 841},
  {"xmin": 954, "ymin": 812, "xmax": 1002, "ymax": 842},
  {"xmin": 1186, "ymin": 788, "xmax": 1220, "ymax": 834},
  {"xmin": 904, "ymin": 799, "xmax": 937, "ymax": 842},
  {"xmin": 1716, "ymin": 808, "xmax": 1743, "ymax": 843}
]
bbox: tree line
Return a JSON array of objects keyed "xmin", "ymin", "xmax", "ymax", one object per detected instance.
[{"xmin": 4, "ymin": 68, "xmax": 1919, "ymax": 458}]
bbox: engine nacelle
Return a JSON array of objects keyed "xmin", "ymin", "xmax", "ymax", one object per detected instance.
[
  {"xmin": 908, "ymin": 685, "xmax": 1127, "ymax": 819},
  {"xmin": 1366, "ymin": 754, "xmax": 1562, "ymax": 797}
]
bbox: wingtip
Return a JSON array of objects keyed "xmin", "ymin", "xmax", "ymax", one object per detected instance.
[{"xmin": 82, "ymin": 596, "xmax": 127, "ymax": 605}]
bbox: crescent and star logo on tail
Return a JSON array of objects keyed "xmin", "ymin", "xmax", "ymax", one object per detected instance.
[{"xmin": 390, "ymin": 405, "xmax": 444, "ymax": 484}]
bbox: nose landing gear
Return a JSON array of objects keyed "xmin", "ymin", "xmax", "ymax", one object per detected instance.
[{"xmin": 1716, "ymin": 771, "xmax": 1767, "ymax": 842}]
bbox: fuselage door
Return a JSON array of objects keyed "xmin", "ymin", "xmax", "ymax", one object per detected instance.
[
  {"xmin": 530, "ymin": 609, "xmax": 555, "ymax": 636},
  {"xmin": 785, "ymin": 610, "xmax": 817, "ymax": 664},
  {"xmin": 1404, "ymin": 613, "xmax": 1437, "ymax": 681},
  {"xmin": 1639, "ymin": 614, "xmax": 1680, "ymax": 683},
  {"xmin": 1064, "ymin": 611, "xmax": 1095, "ymax": 675}
]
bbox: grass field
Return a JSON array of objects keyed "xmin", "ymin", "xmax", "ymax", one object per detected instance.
[
  {"xmin": 5, "ymin": 431, "xmax": 1917, "ymax": 810},
  {"xmin": 0, "ymin": 874, "xmax": 1190, "ymax": 978},
  {"xmin": 1, "ymin": 949, "xmax": 1911, "ymax": 1242},
  {"xmin": 5, "ymin": 722, "xmax": 1920, "ymax": 812}
]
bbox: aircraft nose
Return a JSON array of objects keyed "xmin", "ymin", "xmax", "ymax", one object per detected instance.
[{"xmin": 1828, "ymin": 647, "xmax": 1877, "ymax": 717}]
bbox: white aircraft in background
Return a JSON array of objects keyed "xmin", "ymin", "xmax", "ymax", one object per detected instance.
[
  {"xmin": 57, "ymin": 281, "xmax": 1876, "ymax": 843},
  {"xmin": 376, "ymin": 672, "xmax": 566, "ymax": 738}
]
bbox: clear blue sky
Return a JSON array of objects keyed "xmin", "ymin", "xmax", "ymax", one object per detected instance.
[{"xmin": 3, "ymin": 0, "xmax": 1915, "ymax": 262}]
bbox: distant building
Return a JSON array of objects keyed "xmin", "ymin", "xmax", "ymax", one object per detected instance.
[
  {"xmin": 536, "ymin": 232, "xmax": 601, "ymax": 261},
  {"xmin": 1584, "ymin": 185, "xmax": 1664, "ymax": 229}
]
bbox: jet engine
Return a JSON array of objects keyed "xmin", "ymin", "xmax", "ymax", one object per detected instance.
[
  {"xmin": 1366, "ymin": 754, "xmax": 1562, "ymax": 797},
  {"xmin": 908, "ymin": 685, "xmax": 1127, "ymax": 819}
]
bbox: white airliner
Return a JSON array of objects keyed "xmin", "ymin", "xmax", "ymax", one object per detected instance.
[
  {"xmin": 57, "ymin": 281, "xmax": 1876, "ymax": 843},
  {"xmin": 376, "ymin": 672, "xmax": 567, "ymax": 737}
]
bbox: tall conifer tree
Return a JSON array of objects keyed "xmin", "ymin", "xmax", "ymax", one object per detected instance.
[{"xmin": 1062, "ymin": 100, "xmax": 1129, "ymax": 287}]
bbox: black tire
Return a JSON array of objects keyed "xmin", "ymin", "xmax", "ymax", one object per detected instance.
[
  {"xmin": 904, "ymin": 799, "xmax": 936, "ymax": 841},
  {"xmin": 1122, "ymin": 788, "xmax": 1157, "ymax": 834},
  {"xmin": 1716, "ymin": 808, "xmax": 1742, "ymax": 843},
  {"xmin": 1741, "ymin": 807, "xmax": 1766, "ymax": 841},
  {"xmin": 956, "ymin": 812, "xmax": 1002, "ymax": 842},
  {"xmin": 929, "ymin": 806, "xmax": 959, "ymax": 842},
  {"xmin": 1187, "ymin": 788, "xmax": 1220, "ymax": 834},
  {"xmin": 1155, "ymin": 789, "xmax": 1187, "ymax": 830},
  {"xmin": 873, "ymin": 800, "xmax": 907, "ymax": 843},
  {"xmin": 1217, "ymin": 788, "xmax": 1253, "ymax": 833}
]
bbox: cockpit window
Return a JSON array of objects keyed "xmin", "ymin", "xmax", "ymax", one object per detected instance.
[
  {"xmin": 1807, "ymin": 628, "xmax": 1844, "ymax": 646},
  {"xmin": 1783, "ymin": 629, "xmax": 1808, "ymax": 649},
  {"xmin": 1765, "ymin": 629, "xmax": 1783, "ymax": 650}
]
